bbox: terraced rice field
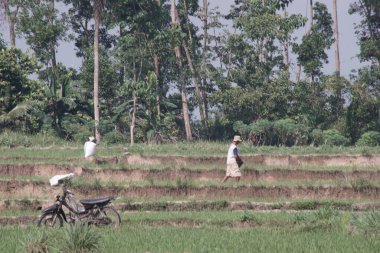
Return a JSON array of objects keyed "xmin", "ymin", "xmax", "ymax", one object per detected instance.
[{"xmin": 1, "ymin": 145, "xmax": 380, "ymax": 252}]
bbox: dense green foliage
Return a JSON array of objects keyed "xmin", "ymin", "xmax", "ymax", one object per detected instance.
[{"xmin": 0, "ymin": 0, "xmax": 379, "ymax": 145}]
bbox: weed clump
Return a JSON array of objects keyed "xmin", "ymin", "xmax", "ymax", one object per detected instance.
[{"xmin": 351, "ymin": 210, "xmax": 380, "ymax": 235}]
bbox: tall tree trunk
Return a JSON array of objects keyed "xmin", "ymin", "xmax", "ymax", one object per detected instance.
[
  {"xmin": 309, "ymin": 0, "xmax": 314, "ymax": 82},
  {"xmin": 171, "ymin": 0, "xmax": 192, "ymax": 140},
  {"xmin": 333, "ymin": 0, "xmax": 342, "ymax": 116},
  {"xmin": 333, "ymin": 0, "xmax": 340, "ymax": 77},
  {"xmin": 182, "ymin": 44, "xmax": 206, "ymax": 127},
  {"xmin": 1, "ymin": 0, "xmax": 19, "ymax": 48},
  {"xmin": 297, "ymin": 0, "xmax": 313, "ymax": 82},
  {"xmin": 130, "ymin": 96, "xmax": 137, "ymax": 145},
  {"xmin": 119, "ymin": 25, "xmax": 125, "ymax": 85},
  {"xmin": 50, "ymin": 0, "xmax": 60, "ymax": 98},
  {"xmin": 200, "ymin": 0, "xmax": 209, "ymax": 123},
  {"xmin": 154, "ymin": 0, "xmax": 161, "ymax": 117},
  {"xmin": 93, "ymin": 0, "xmax": 103, "ymax": 143},
  {"xmin": 153, "ymin": 54, "xmax": 161, "ymax": 116},
  {"xmin": 309, "ymin": 0, "xmax": 313, "ymax": 27},
  {"xmin": 178, "ymin": 1, "xmax": 206, "ymax": 128},
  {"xmin": 283, "ymin": 10, "xmax": 289, "ymax": 73},
  {"xmin": 8, "ymin": 14, "xmax": 15, "ymax": 47}
]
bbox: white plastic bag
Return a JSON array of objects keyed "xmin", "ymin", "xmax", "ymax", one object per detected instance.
[
  {"xmin": 49, "ymin": 173, "xmax": 75, "ymax": 186},
  {"xmin": 84, "ymin": 141, "xmax": 96, "ymax": 158}
]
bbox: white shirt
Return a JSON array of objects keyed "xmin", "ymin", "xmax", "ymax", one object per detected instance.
[{"xmin": 226, "ymin": 143, "xmax": 238, "ymax": 164}]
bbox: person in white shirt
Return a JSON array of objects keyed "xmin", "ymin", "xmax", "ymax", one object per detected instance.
[
  {"xmin": 84, "ymin": 136, "xmax": 97, "ymax": 158},
  {"xmin": 221, "ymin": 135, "xmax": 243, "ymax": 183}
]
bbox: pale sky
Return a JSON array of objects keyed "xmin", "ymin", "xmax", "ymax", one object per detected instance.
[{"xmin": 1, "ymin": 0, "xmax": 365, "ymax": 79}]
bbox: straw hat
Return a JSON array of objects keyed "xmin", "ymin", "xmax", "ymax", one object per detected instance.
[{"xmin": 233, "ymin": 135, "xmax": 242, "ymax": 142}]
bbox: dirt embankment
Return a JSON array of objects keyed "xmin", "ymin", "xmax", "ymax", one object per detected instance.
[
  {"xmin": 123, "ymin": 154, "xmax": 380, "ymax": 167},
  {"xmin": 0, "ymin": 164, "xmax": 83, "ymax": 177},
  {"xmin": 1, "ymin": 164, "xmax": 380, "ymax": 182},
  {"xmin": 1, "ymin": 180, "xmax": 380, "ymax": 200},
  {"xmin": 1, "ymin": 199, "xmax": 380, "ymax": 213}
]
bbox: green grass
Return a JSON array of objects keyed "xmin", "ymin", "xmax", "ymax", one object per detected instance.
[
  {"xmin": 123, "ymin": 142, "xmax": 380, "ymax": 156},
  {"xmin": 1, "ymin": 221, "xmax": 379, "ymax": 253},
  {"xmin": 3, "ymin": 176, "xmax": 380, "ymax": 188},
  {"xmin": 1, "ymin": 142, "xmax": 380, "ymax": 158},
  {"xmin": 122, "ymin": 210, "xmax": 311, "ymax": 223}
]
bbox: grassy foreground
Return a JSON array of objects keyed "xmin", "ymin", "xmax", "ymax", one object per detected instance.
[{"xmin": 0, "ymin": 224, "xmax": 379, "ymax": 253}]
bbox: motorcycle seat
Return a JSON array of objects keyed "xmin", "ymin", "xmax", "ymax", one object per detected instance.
[{"xmin": 80, "ymin": 196, "xmax": 114, "ymax": 205}]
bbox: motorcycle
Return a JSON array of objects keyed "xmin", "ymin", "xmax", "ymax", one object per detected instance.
[{"xmin": 38, "ymin": 175, "xmax": 121, "ymax": 227}]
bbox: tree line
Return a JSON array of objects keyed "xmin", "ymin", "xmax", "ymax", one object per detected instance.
[{"xmin": 0, "ymin": 0, "xmax": 379, "ymax": 146}]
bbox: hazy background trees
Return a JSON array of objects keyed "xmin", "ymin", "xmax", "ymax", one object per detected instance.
[{"xmin": 0, "ymin": 0, "xmax": 379, "ymax": 146}]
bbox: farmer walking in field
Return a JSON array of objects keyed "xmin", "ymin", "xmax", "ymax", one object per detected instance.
[{"xmin": 221, "ymin": 135, "xmax": 243, "ymax": 183}]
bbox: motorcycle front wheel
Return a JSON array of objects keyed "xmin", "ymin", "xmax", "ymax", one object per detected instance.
[
  {"xmin": 99, "ymin": 207, "xmax": 121, "ymax": 227},
  {"xmin": 38, "ymin": 213, "xmax": 64, "ymax": 227}
]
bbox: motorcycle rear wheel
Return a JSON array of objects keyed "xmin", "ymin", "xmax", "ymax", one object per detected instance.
[
  {"xmin": 38, "ymin": 213, "xmax": 64, "ymax": 228},
  {"xmin": 99, "ymin": 207, "xmax": 121, "ymax": 227}
]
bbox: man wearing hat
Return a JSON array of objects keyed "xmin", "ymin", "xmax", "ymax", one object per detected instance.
[{"xmin": 221, "ymin": 135, "xmax": 243, "ymax": 183}]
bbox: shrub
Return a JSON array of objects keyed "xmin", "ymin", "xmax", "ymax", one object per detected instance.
[
  {"xmin": 315, "ymin": 206, "xmax": 339, "ymax": 220},
  {"xmin": 351, "ymin": 210, "xmax": 380, "ymax": 234},
  {"xmin": 205, "ymin": 116, "xmax": 233, "ymax": 141},
  {"xmin": 60, "ymin": 223, "xmax": 102, "ymax": 253},
  {"xmin": 0, "ymin": 131, "xmax": 30, "ymax": 147},
  {"xmin": 350, "ymin": 178, "xmax": 373, "ymax": 190},
  {"xmin": 175, "ymin": 178, "xmax": 193, "ymax": 189},
  {"xmin": 249, "ymin": 119, "xmax": 273, "ymax": 145},
  {"xmin": 273, "ymin": 119, "xmax": 298, "ymax": 146},
  {"xmin": 292, "ymin": 212, "xmax": 309, "ymax": 223},
  {"xmin": 21, "ymin": 231, "xmax": 51, "ymax": 253},
  {"xmin": 240, "ymin": 211, "xmax": 259, "ymax": 223},
  {"xmin": 102, "ymin": 131, "xmax": 125, "ymax": 144},
  {"xmin": 322, "ymin": 129, "xmax": 350, "ymax": 146},
  {"xmin": 233, "ymin": 121, "xmax": 250, "ymax": 141},
  {"xmin": 310, "ymin": 129, "xmax": 324, "ymax": 146},
  {"xmin": 292, "ymin": 201, "xmax": 318, "ymax": 210},
  {"xmin": 356, "ymin": 131, "xmax": 380, "ymax": 146}
]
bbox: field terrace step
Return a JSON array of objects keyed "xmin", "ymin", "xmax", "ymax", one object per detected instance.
[
  {"xmin": 123, "ymin": 154, "xmax": 380, "ymax": 166},
  {"xmin": 80, "ymin": 167, "xmax": 380, "ymax": 182},
  {"xmin": 1, "ymin": 180, "xmax": 380, "ymax": 200},
  {"xmin": 2, "ymin": 164, "xmax": 380, "ymax": 182},
  {"xmin": 0, "ymin": 164, "xmax": 82, "ymax": 177},
  {"xmin": 2, "ymin": 199, "xmax": 380, "ymax": 212},
  {"xmin": 3, "ymin": 154, "xmax": 380, "ymax": 167}
]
